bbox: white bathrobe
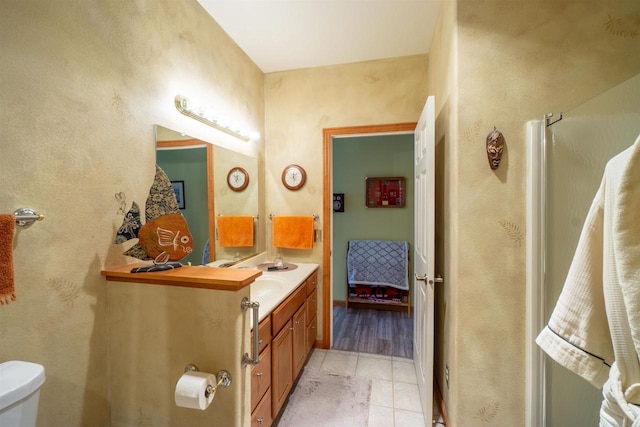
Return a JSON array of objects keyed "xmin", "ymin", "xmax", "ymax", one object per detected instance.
[{"xmin": 537, "ymin": 134, "xmax": 640, "ymax": 426}]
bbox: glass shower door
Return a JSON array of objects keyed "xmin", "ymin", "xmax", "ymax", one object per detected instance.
[{"xmin": 543, "ymin": 73, "xmax": 640, "ymax": 426}]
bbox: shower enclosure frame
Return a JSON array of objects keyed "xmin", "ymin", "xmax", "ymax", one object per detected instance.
[{"xmin": 526, "ymin": 119, "xmax": 547, "ymax": 427}]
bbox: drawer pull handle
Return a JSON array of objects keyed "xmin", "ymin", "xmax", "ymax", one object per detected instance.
[
  {"xmin": 258, "ymin": 339, "xmax": 263, "ymax": 345},
  {"xmin": 257, "ymin": 417, "xmax": 264, "ymax": 424},
  {"xmin": 290, "ymin": 327, "xmax": 295, "ymax": 331},
  {"xmin": 256, "ymin": 372, "xmax": 263, "ymax": 377}
]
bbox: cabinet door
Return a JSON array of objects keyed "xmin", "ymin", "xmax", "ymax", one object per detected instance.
[
  {"xmin": 271, "ymin": 320, "xmax": 293, "ymax": 418},
  {"xmin": 251, "ymin": 344, "xmax": 272, "ymax": 413},
  {"xmin": 306, "ymin": 315, "xmax": 317, "ymax": 353},
  {"xmin": 292, "ymin": 303, "xmax": 307, "ymax": 379}
]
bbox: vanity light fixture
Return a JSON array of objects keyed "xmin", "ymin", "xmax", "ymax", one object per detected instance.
[{"xmin": 174, "ymin": 94, "xmax": 259, "ymax": 142}]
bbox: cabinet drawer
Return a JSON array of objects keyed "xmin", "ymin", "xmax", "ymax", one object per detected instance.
[
  {"xmin": 251, "ymin": 344, "xmax": 272, "ymax": 413},
  {"xmin": 305, "ymin": 271, "xmax": 318, "ymax": 296},
  {"xmin": 306, "ymin": 289, "xmax": 317, "ymax": 326},
  {"xmin": 254, "ymin": 316, "xmax": 272, "ymax": 355},
  {"xmin": 252, "ymin": 389, "xmax": 273, "ymax": 427},
  {"xmin": 271, "ymin": 285, "xmax": 306, "ymax": 335}
]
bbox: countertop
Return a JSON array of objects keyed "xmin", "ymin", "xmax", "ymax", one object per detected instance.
[
  {"xmin": 101, "ymin": 263, "xmax": 262, "ymax": 291},
  {"xmin": 251, "ymin": 262, "xmax": 319, "ymax": 323}
]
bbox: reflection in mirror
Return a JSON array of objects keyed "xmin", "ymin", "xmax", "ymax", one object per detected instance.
[
  {"xmin": 212, "ymin": 141, "xmax": 260, "ymax": 264},
  {"xmin": 155, "ymin": 125, "xmax": 260, "ymax": 265}
]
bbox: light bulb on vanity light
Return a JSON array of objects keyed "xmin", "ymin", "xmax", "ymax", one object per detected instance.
[{"xmin": 174, "ymin": 94, "xmax": 259, "ymax": 142}]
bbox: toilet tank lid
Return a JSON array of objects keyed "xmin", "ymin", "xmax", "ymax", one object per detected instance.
[{"xmin": 0, "ymin": 361, "xmax": 46, "ymax": 410}]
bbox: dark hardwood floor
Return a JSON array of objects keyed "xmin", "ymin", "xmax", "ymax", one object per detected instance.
[{"xmin": 332, "ymin": 305, "xmax": 413, "ymax": 358}]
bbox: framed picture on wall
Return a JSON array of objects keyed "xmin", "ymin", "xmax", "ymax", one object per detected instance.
[
  {"xmin": 171, "ymin": 181, "xmax": 185, "ymax": 209},
  {"xmin": 365, "ymin": 177, "xmax": 405, "ymax": 208}
]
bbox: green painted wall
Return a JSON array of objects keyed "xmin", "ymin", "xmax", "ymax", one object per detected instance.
[
  {"xmin": 157, "ymin": 147, "xmax": 208, "ymax": 265},
  {"xmin": 332, "ymin": 134, "xmax": 414, "ymax": 301}
]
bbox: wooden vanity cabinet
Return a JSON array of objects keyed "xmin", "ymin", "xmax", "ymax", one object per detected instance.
[
  {"xmin": 270, "ymin": 275, "xmax": 312, "ymax": 419},
  {"xmin": 251, "ymin": 268, "xmax": 319, "ymax": 425}
]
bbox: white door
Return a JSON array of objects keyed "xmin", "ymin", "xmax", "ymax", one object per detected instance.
[{"xmin": 414, "ymin": 96, "xmax": 436, "ymax": 426}]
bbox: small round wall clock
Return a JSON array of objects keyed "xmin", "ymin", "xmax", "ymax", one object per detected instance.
[
  {"xmin": 282, "ymin": 164, "xmax": 306, "ymax": 190},
  {"xmin": 227, "ymin": 167, "xmax": 249, "ymax": 192}
]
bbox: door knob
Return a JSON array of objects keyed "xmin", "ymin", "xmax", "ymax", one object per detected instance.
[
  {"xmin": 416, "ymin": 274, "xmax": 444, "ymax": 284},
  {"xmin": 429, "ymin": 275, "xmax": 443, "ymax": 285}
]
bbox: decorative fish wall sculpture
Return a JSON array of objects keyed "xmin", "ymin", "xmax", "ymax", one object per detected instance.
[
  {"xmin": 115, "ymin": 165, "xmax": 193, "ymax": 264},
  {"xmin": 486, "ymin": 127, "xmax": 505, "ymax": 170}
]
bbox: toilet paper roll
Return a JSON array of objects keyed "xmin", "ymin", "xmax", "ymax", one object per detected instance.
[{"xmin": 174, "ymin": 371, "xmax": 216, "ymax": 410}]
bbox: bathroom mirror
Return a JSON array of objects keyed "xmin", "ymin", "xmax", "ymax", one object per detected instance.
[{"xmin": 155, "ymin": 125, "xmax": 260, "ymax": 265}]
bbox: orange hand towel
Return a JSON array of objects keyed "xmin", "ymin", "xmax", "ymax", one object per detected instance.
[
  {"xmin": 272, "ymin": 216, "xmax": 314, "ymax": 250},
  {"xmin": 217, "ymin": 216, "xmax": 254, "ymax": 247},
  {"xmin": 0, "ymin": 214, "xmax": 16, "ymax": 305}
]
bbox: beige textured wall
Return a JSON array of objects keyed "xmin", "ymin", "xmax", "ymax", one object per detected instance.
[
  {"xmin": 430, "ymin": 0, "xmax": 640, "ymax": 425},
  {"xmin": 427, "ymin": 0, "xmax": 459, "ymax": 419},
  {"xmin": 108, "ymin": 282, "xmax": 251, "ymax": 427},
  {"xmin": 0, "ymin": 1, "xmax": 263, "ymax": 426},
  {"xmin": 263, "ymin": 56, "xmax": 429, "ymax": 341}
]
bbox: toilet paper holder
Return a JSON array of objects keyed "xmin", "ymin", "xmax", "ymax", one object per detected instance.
[{"xmin": 184, "ymin": 364, "xmax": 232, "ymax": 397}]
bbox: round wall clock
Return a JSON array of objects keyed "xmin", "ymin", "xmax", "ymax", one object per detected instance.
[
  {"xmin": 282, "ymin": 164, "xmax": 306, "ymax": 190},
  {"xmin": 227, "ymin": 167, "xmax": 249, "ymax": 192}
]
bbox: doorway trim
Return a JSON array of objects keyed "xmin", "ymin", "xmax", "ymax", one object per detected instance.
[{"xmin": 321, "ymin": 122, "xmax": 418, "ymax": 349}]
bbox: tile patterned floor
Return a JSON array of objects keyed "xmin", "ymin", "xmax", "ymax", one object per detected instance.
[{"xmin": 304, "ymin": 349, "xmax": 426, "ymax": 427}]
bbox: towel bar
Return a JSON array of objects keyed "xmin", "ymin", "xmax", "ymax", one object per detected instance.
[
  {"xmin": 13, "ymin": 208, "xmax": 44, "ymax": 227},
  {"xmin": 269, "ymin": 213, "xmax": 319, "ymax": 221},
  {"xmin": 218, "ymin": 214, "xmax": 259, "ymax": 219},
  {"xmin": 241, "ymin": 297, "xmax": 260, "ymax": 367}
]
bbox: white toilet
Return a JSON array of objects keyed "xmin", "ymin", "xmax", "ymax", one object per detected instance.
[{"xmin": 0, "ymin": 361, "xmax": 46, "ymax": 427}]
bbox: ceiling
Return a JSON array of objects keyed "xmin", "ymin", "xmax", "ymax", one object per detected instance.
[{"xmin": 196, "ymin": 0, "xmax": 443, "ymax": 73}]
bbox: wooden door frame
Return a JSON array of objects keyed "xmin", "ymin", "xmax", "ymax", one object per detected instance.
[{"xmin": 321, "ymin": 123, "xmax": 418, "ymax": 349}]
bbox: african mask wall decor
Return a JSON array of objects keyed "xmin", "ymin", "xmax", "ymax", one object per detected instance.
[{"xmin": 486, "ymin": 127, "xmax": 505, "ymax": 170}]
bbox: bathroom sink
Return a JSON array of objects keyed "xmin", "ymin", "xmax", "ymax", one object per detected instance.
[
  {"xmin": 250, "ymin": 275, "xmax": 291, "ymax": 317},
  {"xmin": 253, "ymin": 274, "xmax": 288, "ymax": 284},
  {"xmin": 251, "ymin": 276, "xmax": 287, "ymax": 299}
]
